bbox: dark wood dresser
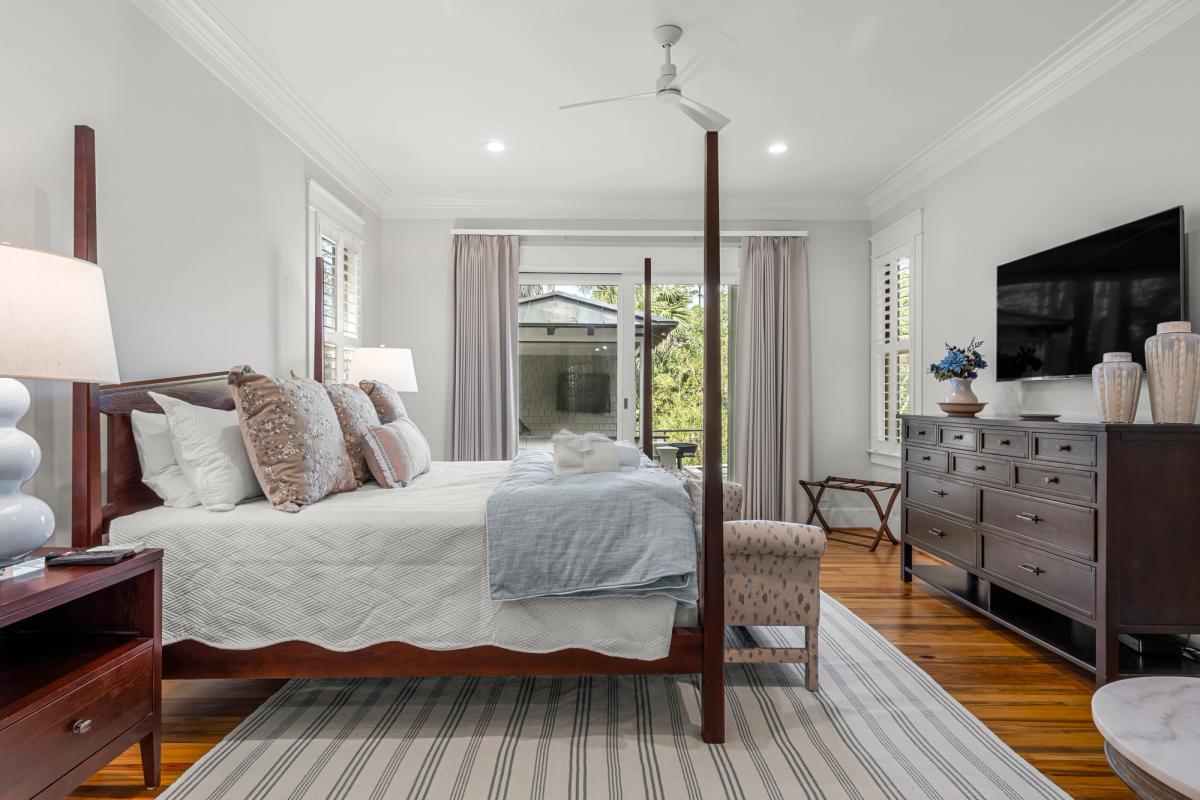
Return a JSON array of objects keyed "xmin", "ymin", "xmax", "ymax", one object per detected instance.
[
  {"xmin": 0, "ymin": 550, "xmax": 161, "ymax": 799},
  {"xmin": 900, "ymin": 415, "xmax": 1200, "ymax": 686}
]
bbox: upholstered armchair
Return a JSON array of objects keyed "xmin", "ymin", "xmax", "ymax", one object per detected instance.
[{"xmin": 688, "ymin": 479, "xmax": 826, "ymax": 691}]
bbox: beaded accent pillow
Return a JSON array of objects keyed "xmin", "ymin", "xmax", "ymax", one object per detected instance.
[
  {"xmin": 228, "ymin": 366, "xmax": 357, "ymax": 511},
  {"xmin": 324, "ymin": 383, "xmax": 382, "ymax": 484},
  {"xmin": 358, "ymin": 380, "xmax": 408, "ymax": 423}
]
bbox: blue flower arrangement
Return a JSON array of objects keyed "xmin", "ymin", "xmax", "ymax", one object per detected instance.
[{"xmin": 929, "ymin": 338, "xmax": 988, "ymax": 381}]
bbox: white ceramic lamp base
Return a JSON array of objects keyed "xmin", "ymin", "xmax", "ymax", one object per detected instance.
[{"xmin": 0, "ymin": 378, "xmax": 54, "ymax": 562}]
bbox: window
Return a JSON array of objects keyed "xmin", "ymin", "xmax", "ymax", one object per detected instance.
[
  {"xmin": 871, "ymin": 249, "xmax": 911, "ymax": 456},
  {"xmin": 307, "ymin": 181, "xmax": 364, "ymax": 383}
]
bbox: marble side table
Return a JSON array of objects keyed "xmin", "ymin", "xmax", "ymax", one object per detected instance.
[{"xmin": 1092, "ymin": 677, "xmax": 1200, "ymax": 800}]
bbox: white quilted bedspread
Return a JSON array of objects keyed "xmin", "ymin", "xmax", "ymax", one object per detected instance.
[{"xmin": 109, "ymin": 461, "xmax": 685, "ymax": 660}]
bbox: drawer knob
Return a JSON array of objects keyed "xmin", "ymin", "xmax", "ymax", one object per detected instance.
[
  {"xmin": 928, "ymin": 527, "xmax": 946, "ymax": 538},
  {"xmin": 975, "ymin": 464, "xmax": 987, "ymax": 471},
  {"xmin": 1057, "ymin": 443, "xmax": 1072, "ymax": 452},
  {"xmin": 953, "ymin": 434, "xmax": 964, "ymax": 440},
  {"xmin": 1016, "ymin": 512, "xmax": 1043, "ymax": 524},
  {"xmin": 921, "ymin": 455, "xmax": 931, "ymax": 461},
  {"xmin": 1043, "ymin": 476, "xmax": 1060, "ymax": 485},
  {"xmin": 929, "ymin": 489, "xmax": 948, "ymax": 498},
  {"xmin": 1019, "ymin": 563, "xmax": 1045, "ymax": 576},
  {"xmin": 999, "ymin": 439, "xmax": 1011, "ymax": 446},
  {"xmin": 71, "ymin": 719, "xmax": 93, "ymax": 735}
]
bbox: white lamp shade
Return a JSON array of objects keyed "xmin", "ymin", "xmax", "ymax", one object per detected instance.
[
  {"xmin": 0, "ymin": 244, "xmax": 120, "ymax": 383},
  {"xmin": 348, "ymin": 346, "xmax": 418, "ymax": 392}
]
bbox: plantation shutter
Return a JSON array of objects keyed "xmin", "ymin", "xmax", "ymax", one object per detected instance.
[
  {"xmin": 317, "ymin": 230, "xmax": 362, "ymax": 383},
  {"xmin": 871, "ymin": 252, "xmax": 911, "ymax": 454}
]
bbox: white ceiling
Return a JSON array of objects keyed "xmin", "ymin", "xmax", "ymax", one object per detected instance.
[{"xmin": 206, "ymin": 0, "xmax": 1118, "ymax": 218}]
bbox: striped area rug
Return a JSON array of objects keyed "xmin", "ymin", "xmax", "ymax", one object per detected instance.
[{"xmin": 160, "ymin": 596, "xmax": 1070, "ymax": 799}]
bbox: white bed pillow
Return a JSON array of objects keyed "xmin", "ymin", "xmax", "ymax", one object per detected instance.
[
  {"xmin": 130, "ymin": 410, "xmax": 200, "ymax": 508},
  {"xmin": 150, "ymin": 391, "xmax": 262, "ymax": 511}
]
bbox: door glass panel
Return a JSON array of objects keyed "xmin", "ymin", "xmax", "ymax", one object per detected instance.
[{"xmin": 517, "ymin": 282, "xmax": 620, "ymax": 450}]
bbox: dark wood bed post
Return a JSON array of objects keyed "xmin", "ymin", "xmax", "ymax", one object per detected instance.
[
  {"xmin": 72, "ymin": 124, "xmax": 103, "ymax": 549},
  {"xmin": 313, "ymin": 256, "xmax": 325, "ymax": 383},
  {"xmin": 701, "ymin": 130, "xmax": 725, "ymax": 743},
  {"xmin": 642, "ymin": 257, "xmax": 654, "ymax": 458}
]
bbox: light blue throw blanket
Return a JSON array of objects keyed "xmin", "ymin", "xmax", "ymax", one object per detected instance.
[{"xmin": 486, "ymin": 450, "xmax": 698, "ymax": 603}]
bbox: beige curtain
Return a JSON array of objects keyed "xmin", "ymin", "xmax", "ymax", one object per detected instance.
[
  {"xmin": 733, "ymin": 236, "xmax": 811, "ymax": 521},
  {"xmin": 450, "ymin": 234, "xmax": 519, "ymax": 461}
]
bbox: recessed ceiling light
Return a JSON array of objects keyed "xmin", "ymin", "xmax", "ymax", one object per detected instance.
[
  {"xmin": 768, "ymin": 142, "xmax": 788, "ymax": 155},
  {"xmin": 484, "ymin": 140, "xmax": 506, "ymax": 153}
]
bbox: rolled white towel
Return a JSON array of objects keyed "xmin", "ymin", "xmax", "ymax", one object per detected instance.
[
  {"xmin": 553, "ymin": 430, "xmax": 621, "ymax": 475},
  {"xmin": 583, "ymin": 432, "xmax": 643, "ymax": 468}
]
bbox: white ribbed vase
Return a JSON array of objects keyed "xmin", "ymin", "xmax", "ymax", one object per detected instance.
[
  {"xmin": 1145, "ymin": 321, "xmax": 1200, "ymax": 424},
  {"xmin": 1091, "ymin": 352, "xmax": 1142, "ymax": 423}
]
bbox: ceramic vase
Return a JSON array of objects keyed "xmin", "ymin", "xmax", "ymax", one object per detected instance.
[
  {"xmin": 1145, "ymin": 321, "xmax": 1200, "ymax": 423},
  {"xmin": 943, "ymin": 377, "xmax": 979, "ymax": 405},
  {"xmin": 1091, "ymin": 352, "xmax": 1142, "ymax": 423}
]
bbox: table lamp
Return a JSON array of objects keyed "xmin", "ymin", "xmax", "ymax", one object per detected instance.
[
  {"xmin": 348, "ymin": 346, "xmax": 418, "ymax": 393},
  {"xmin": 0, "ymin": 243, "xmax": 120, "ymax": 563}
]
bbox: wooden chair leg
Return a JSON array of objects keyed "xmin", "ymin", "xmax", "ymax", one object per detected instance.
[{"xmin": 805, "ymin": 624, "xmax": 819, "ymax": 692}]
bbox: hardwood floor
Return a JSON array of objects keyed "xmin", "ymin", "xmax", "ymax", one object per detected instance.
[{"xmin": 69, "ymin": 541, "xmax": 1130, "ymax": 799}]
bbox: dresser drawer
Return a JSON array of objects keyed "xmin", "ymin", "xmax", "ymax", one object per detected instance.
[
  {"xmin": 1032, "ymin": 432, "xmax": 1097, "ymax": 467},
  {"xmin": 950, "ymin": 453, "xmax": 1010, "ymax": 485},
  {"xmin": 905, "ymin": 420, "xmax": 937, "ymax": 445},
  {"xmin": 982, "ymin": 534, "xmax": 1096, "ymax": 617},
  {"xmin": 980, "ymin": 429, "xmax": 1028, "ymax": 459},
  {"xmin": 1013, "ymin": 462, "xmax": 1096, "ymax": 503},
  {"xmin": 0, "ymin": 645, "xmax": 153, "ymax": 800},
  {"xmin": 979, "ymin": 488, "xmax": 1095, "ymax": 560},
  {"xmin": 905, "ymin": 471, "xmax": 976, "ymax": 521},
  {"xmin": 905, "ymin": 506, "xmax": 976, "ymax": 567},
  {"xmin": 938, "ymin": 425, "xmax": 978, "ymax": 451},
  {"xmin": 904, "ymin": 445, "xmax": 947, "ymax": 473}
]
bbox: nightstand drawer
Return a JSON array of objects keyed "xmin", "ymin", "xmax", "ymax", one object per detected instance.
[
  {"xmin": 0, "ymin": 644, "xmax": 153, "ymax": 800},
  {"xmin": 938, "ymin": 425, "xmax": 978, "ymax": 451},
  {"xmin": 905, "ymin": 470, "xmax": 976, "ymax": 520},
  {"xmin": 1013, "ymin": 462, "xmax": 1096, "ymax": 502},
  {"xmin": 980, "ymin": 429, "xmax": 1028, "ymax": 459},
  {"xmin": 980, "ymin": 488, "xmax": 1095, "ymax": 561},
  {"xmin": 904, "ymin": 445, "xmax": 947, "ymax": 473},
  {"xmin": 905, "ymin": 420, "xmax": 937, "ymax": 446},
  {"xmin": 982, "ymin": 534, "xmax": 1095, "ymax": 617},
  {"xmin": 1032, "ymin": 432, "xmax": 1097, "ymax": 466},
  {"xmin": 950, "ymin": 453, "xmax": 1010, "ymax": 485},
  {"xmin": 905, "ymin": 505, "xmax": 976, "ymax": 567}
]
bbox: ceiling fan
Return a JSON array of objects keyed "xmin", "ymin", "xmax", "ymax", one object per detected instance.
[{"xmin": 559, "ymin": 24, "xmax": 733, "ymax": 132}]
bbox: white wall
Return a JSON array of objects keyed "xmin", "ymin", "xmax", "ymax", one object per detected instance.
[
  {"xmin": 0, "ymin": 0, "xmax": 381, "ymax": 543},
  {"xmin": 874, "ymin": 16, "xmax": 1200, "ymax": 420},
  {"xmin": 380, "ymin": 218, "xmax": 871, "ymax": 490}
]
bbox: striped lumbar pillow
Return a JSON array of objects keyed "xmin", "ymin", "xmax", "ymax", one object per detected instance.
[{"xmin": 363, "ymin": 418, "xmax": 431, "ymax": 488}]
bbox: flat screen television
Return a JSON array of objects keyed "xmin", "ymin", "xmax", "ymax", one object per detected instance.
[{"xmin": 996, "ymin": 207, "xmax": 1186, "ymax": 381}]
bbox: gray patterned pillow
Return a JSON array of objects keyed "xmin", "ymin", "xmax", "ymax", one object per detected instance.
[
  {"xmin": 324, "ymin": 383, "xmax": 381, "ymax": 484},
  {"xmin": 358, "ymin": 380, "xmax": 408, "ymax": 423},
  {"xmin": 228, "ymin": 366, "xmax": 357, "ymax": 511}
]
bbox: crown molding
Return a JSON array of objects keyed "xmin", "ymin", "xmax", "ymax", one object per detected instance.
[
  {"xmin": 381, "ymin": 193, "xmax": 870, "ymax": 222},
  {"xmin": 132, "ymin": 0, "xmax": 390, "ymax": 213},
  {"xmin": 866, "ymin": 0, "xmax": 1200, "ymax": 219}
]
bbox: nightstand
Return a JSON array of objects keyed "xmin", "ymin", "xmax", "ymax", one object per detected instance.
[{"xmin": 0, "ymin": 549, "xmax": 162, "ymax": 799}]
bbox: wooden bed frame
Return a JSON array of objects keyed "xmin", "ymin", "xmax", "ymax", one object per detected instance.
[{"xmin": 69, "ymin": 125, "xmax": 728, "ymax": 742}]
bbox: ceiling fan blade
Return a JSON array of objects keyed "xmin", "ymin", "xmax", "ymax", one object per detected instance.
[
  {"xmin": 675, "ymin": 31, "xmax": 739, "ymax": 87},
  {"xmin": 559, "ymin": 92, "xmax": 655, "ymax": 110},
  {"xmin": 676, "ymin": 95, "xmax": 730, "ymax": 132}
]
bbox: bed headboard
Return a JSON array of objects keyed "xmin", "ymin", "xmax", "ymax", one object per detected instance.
[{"xmin": 74, "ymin": 372, "xmax": 232, "ymax": 547}]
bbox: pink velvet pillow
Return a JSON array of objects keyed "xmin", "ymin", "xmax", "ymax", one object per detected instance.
[{"xmin": 363, "ymin": 418, "xmax": 431, "ymax": 488}]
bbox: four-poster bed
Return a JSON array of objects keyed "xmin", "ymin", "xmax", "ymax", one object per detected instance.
[{"xmin": 70, "ymin": 124, "xmax": 729, "ymax": 741}]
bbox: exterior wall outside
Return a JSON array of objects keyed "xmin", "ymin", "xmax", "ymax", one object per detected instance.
[{"xmin": 519, "ymin": 353, "xmax": 618, "ymax": 440}]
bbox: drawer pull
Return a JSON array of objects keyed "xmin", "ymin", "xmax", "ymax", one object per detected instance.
[
  {"xmin": 929, "ymin": 489, "xmax": 948, "ymax": 498},
  {"xmin": 1057, "ymin": 443, "xmax": 1072, "ymax": 452},
  {"xmin": 974, "ymin": 464, "xmax": 987, "ymax": 471},
  {"xmin": 953, "ymin": 434, "xmax": 964, "ymax": 440},
  {"xmin": 1018, "ymin": 563, "xmax": 1045, "ymax": 576},
  {"xmin": 921, "ymin": 455, "xmax": 931, "ymax": 461},
  {"xmin": 1015, "ymin": 512, "xmax": 1043, "ymax": 524},
  {"xmin": 999, "ymin": 439, "xmax": 1011, "ymax": 446},
  {"xmin": 927, "ymin": 527, "xmax": 946, "ymax": 538},
  {"xmin": 71, "ymin": 719, "xmax": 93, "ymax": 735},
  {"xmin": 1042, "ymin": 476, "xmax": 1060, "ymax": 485},
  {"xmin": 917, "ymin": 430, "xmax": 926, "ymax": 436}
]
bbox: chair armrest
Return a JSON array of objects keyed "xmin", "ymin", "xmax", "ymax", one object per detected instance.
[{"xmin": 724, "ymin": 521, "xmax": 827, "ymax": 559}]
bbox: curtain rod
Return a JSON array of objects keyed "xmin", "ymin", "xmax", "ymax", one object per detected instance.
[{"xmin": 449, "ymin": 228, "xmax": 808, "ymax": 238}]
